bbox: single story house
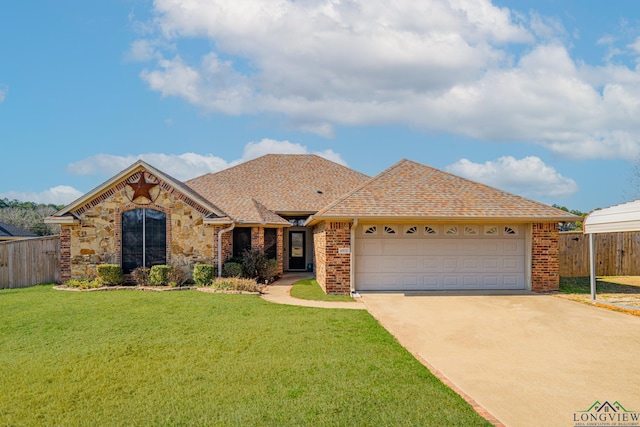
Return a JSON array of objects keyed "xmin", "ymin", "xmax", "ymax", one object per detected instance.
[
  {"xmin": 0, "ymin": 221, "xmax": 38, "ymax": 241},
  {"xmin": 46, "ymin": 154, "xmax": 577, "ymax": 294}
]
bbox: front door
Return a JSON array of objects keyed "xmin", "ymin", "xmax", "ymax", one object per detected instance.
[{"xmin": 288, "ymin": 231, "xmax": 306, "ymax": 270}]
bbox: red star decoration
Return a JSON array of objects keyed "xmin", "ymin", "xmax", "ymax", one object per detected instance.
[{"xmin": 128, "ymin": 174, "xmax": 158, "ymax": 202}]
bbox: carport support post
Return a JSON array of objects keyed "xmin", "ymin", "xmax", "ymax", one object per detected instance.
[{"xmin": 589, "ymin": 233, "xmax": 596, "ymax": 301}]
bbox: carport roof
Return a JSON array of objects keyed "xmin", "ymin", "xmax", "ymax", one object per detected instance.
[
  {"xmin": 584, "ymin": 199, "xmax": 640, "ymax": 234},
  {"xmin": 311, "ymin": 159, "xmax": 579, "ymax": 222}
]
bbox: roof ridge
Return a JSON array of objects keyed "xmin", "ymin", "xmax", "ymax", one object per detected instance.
[{"xmin": 187, "ymin": 154, "xmax": 333, "ymax": 183}]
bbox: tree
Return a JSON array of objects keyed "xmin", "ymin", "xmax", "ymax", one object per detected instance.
[
  {"xmin": 0, "ymin": 198, "xmax": 63, "ymax": 236},
  {"xmin": 553, "ymin": 204, "xmax": 587, "ymax": 231}
]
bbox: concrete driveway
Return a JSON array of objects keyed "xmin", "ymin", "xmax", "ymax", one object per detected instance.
[{"xmin": 360, "ymin": 292, "xmax": 640, "ymax": 427}]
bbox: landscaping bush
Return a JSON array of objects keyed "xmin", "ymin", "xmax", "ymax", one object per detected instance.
[
  {"xmin": 131, "ymin": 267, "xmax": 150, "ymax": 287},
  {"xmin": 167, "ymin": 266, "xmax": 188, "ymax": 287},
  {"xmin": 210, "ymin": 277, "xmax": 263, "ymax": 293},
  {"xmin": 64, "ymin": 278, "xmax": 101, "ymax": 289},
  {"xmin": 149, "ymin": 265, "xmax": 172, "ymax": 286},
  {"xmin": 262, "ymin": 259, "xmax": 280, "ymax": 283},
  {"xmin": 240, "ymin": 249, "xmax": 279, "ymax": 282},
  {"xmin": 222, "ymin": 262, "xmax": 243, "ymax": 278},
  {"xmin": 192, "ymin": 264, "xmax": 215, "ymax": 286},
  {"xmin": 241, "ymin": 249, "xmax": 264, "ymax": 279},
  {"xmin": 96, "ymin": 264, "xmax": 124, "ymax": 286}
]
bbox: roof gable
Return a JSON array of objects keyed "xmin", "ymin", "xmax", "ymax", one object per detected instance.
[
  {"xmin": 49, "ymin": 160, "xmax": 229, "ymax": 221},
  {"xmin": 186, "ymin": 154, "xmax": 370, "ymax": 224},
  {"xmin": 313, "ymin": 159, "xmax": 579, "ymax": 221}
]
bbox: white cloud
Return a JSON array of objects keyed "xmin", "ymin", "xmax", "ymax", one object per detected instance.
[
  {"xmin": 528, "ymin": 11, "xmax": 567, "ymax": 41},
  {"xmin": 0, "ymin": 85, "xmax": 7, "ymax": 103},
  {"xmin": 0, "ymin": 186, "xmax": 84, "ymax": 206},
  {"xmin": 128, "ymin": 0, "xmax": 640, "ymax": 161},
  {"xmin": 446, "ymin": 156, "xmax": 578, "ymax": 199},
  {"xmin": 67, "ymin": 152, "xmax": 230, "ymax": 180},
  {"xmin": 126, "ymin": 39, "xmax": 160, "ymax": 62},
  {"xmin": 66, "ymin": 139, "xmax": 348, "ymax": 179},
  {"xmin": 628, "ymin": 36, "xmax": 640, "ymax": 56}
]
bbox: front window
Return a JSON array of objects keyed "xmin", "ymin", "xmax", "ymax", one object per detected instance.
[
  {"xmin": 233, "ymin": 228, "xmax": 252, "ymax": 258},
  {"xmin": 121, "ymin": 208, "xmax": 166, "ymax": 274}
]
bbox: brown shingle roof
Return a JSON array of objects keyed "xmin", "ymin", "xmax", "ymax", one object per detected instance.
[
  {"xmin": 313, "ymin": 159, "xmax": 580, "ymax": 221},
  {"xmin": 186, "ymin": 154, "xmax": 370, "ymax": 224}
]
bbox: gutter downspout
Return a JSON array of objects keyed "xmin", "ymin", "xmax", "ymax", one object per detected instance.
[
  {"xmin": 217, "ymin": 223, "xmax": 235, "ymax": 278},
  {"xmin": 350, "ymin": 218, "xmax": 358, "ymax": 296}
]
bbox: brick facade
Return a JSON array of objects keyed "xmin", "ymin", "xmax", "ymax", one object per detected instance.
[
  {"xmin": 313, "ymin": 221, "xmax": 352, "ymax": 294},
  {"xmin": 277, "ymin": 228, "xmax": 284, "ymax": 274},
  {"xmin": 214, "ymin": 225, "xmax": 233, "ymax": 268},
  {"xmin": 312, "ymin": 220, "xmax": 562, "ymax": 295},
  {"xmin": 531, "ymin": 222, "xmax": 560, "ymax": 292},
  {"xmin": 60, "ymin": 225, "xmax": 72, "ymax": 283}
]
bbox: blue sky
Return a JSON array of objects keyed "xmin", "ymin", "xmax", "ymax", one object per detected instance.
[{"xmin": 2, "ymin": 0, "xmax": 640, "ymax": 213}]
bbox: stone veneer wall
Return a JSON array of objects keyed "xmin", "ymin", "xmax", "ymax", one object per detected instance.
[
  {"xmin": 531, "ymin": 222, "xmax": 560, "ymax": 292},
  {"xmin": 313, "ymin": 221, "xmax": 351, "ymax": 294},
  {"xmin": 313, "ymin": 222, "xmax": 327, "ymax": 292},
  {"xmin": 64, "ymin": 171, "xmax": 218, "ymax": 281}
]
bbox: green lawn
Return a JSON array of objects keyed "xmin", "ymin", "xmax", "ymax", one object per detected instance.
[
  {"xmin": 289, "ymin": 278, "xmax": 355, "ymax": 302},
  {"xmin": 0, "ymin": 286, "xmax": 489, "ymax": 426}
]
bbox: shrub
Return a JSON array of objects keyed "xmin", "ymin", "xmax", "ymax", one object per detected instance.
[
  {"xmin": 262, "ymin": 259, "xmax": 280, "ymax": 283},
  {"xmin": 241, "ymin": 249, "xmax": 264, "ymax": 278},
  {"xmin": 131, "ymin": 267, "xmax": 150, "ymax": 287},
  {"xmin": 96, "ymin": 264, "xmax": 124, "ymax": 286},
  {"xmin": 223, "ymin": 262, "xmax": 243, "ymax": 278},
  {"xmin": 149, "ymin": 265, "xmax": 172, "ymax": 286},
  {"xmin": 193, "ymin": 264, "xmax": 215, "ymax": 286},
  {"xmin": 210, "ymin": 277, "xmax": 263, "ymax": 293},
  {"xmin": 167, "ymin": 265, "xmax": 188, "ymax": 287},
  {"xmin": 240, "ymin": 249, "xmax": 280, "ymax": 283},
  {"xmin": 64, "ymin": 278, "xmax": 101, "ymax": 290}
]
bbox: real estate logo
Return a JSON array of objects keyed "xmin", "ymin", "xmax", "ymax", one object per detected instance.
[{"xmin": 573, "ymin": 401, "xmax": 639, "ymax": 427}]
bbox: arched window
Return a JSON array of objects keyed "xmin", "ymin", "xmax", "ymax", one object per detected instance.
[{"xmin": 121, "ymin": 208, "xmax": 166, "ymax": 273}]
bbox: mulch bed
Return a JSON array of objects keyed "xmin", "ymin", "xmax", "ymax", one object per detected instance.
[{"xmin": 53, "ymin": 285, "xmax": 262, "ymax": 295}]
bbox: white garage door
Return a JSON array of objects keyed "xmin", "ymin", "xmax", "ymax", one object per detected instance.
[{"xmin": 355, "ymin": 224, "xmax": 526, "ymax": 291}]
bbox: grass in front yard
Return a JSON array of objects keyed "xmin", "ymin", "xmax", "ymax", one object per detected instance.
[
  {"xmin": 0, "ymin": 285, "xmax": 489, "ymax": 426},
  {"xmin": 559, "ymin": 276, "xmax": 640, "ymax": 312},
  {"xmin": 289, "ymin": 278, "xmax": 354, "ymax": 302}
]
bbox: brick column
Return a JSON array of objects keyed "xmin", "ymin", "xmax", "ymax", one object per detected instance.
[
  {"xmin": 324, "ymin": 221, "xmax": 352, "ymax": 294},
  {"xmin": 531, "ymin": 222, "xmax": 560, "ymax": 292},
  {"xmin": 276, "ymin": 228, "xmax": 284, "ymax": 275},
  {"xmin": 60, "ymin": 225, "xmax": 72, "ymax": 283},
  {"xmin": 251, "ymin": 227, "xmax": 264, "ymax": 252}
]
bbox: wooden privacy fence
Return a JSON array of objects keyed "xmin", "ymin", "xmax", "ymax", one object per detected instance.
[
  {"xmin": 0, "ymin": 236, "xmax": 60, "ymax": 289},
  {"xmin": 560, "ymin": 231, "xmax": 640, "ymax": 277}
]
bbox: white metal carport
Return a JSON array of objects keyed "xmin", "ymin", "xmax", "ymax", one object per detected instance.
[{"xmin": 583, "ymin": 199, "xmax": 640, "ymax": 300}]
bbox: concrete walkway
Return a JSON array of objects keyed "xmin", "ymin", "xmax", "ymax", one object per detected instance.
[
  {"xmin": 261, "ymin": 272, "xmax": 366, "ymax": 310},
  {"xmin": 360, "ymin": 292, "xmax": 640, "ymax": 427}
]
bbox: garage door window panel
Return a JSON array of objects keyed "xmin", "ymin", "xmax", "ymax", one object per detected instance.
[{"xmin": 424, "ymin": 226, "xmax": 439, "ymax": 235}]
